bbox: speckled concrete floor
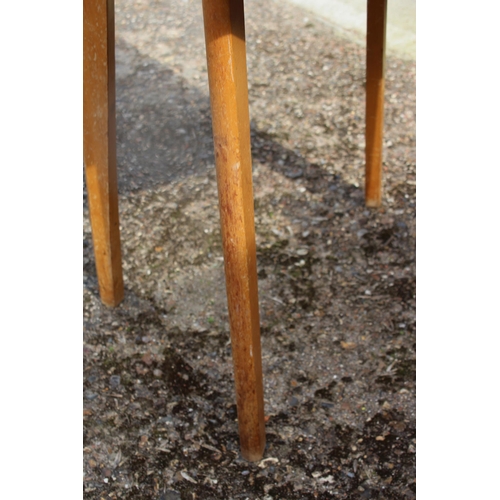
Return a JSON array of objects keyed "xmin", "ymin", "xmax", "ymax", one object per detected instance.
[{"xmin": 284, "ymin": 0, "xmax": 415, "ymax": 60}]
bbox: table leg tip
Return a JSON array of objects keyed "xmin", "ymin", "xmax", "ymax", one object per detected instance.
[
  {"xmin": 100, "ymin": 289, "xmax": 125, "ymax": 307},
  {"xmin": 365, "ymin": 198, "xmax": 381, "ymax": 208},
  {"xmin": 240, "ymin": 441, "xmax": 266, "ymax": 462}
]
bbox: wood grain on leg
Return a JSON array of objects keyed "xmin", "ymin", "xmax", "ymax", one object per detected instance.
[
  {"xmin": 202, "ymin": 0, "xmax": 266, "ymax": 462},
  {"xmin": 84, "ymin": 0, "xmax": 124, "ymax": 306},
  {"xmin": 365, "ymin": 0, "xmax": 387, "ymax": 207}
]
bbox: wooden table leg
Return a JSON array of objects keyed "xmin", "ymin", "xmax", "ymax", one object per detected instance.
[
  {"xmin": 84, "ymin": 0, "xmax": 124, "ymax": 306},
  {"xmin": 365, "ymin": 0, "xmax": 387, "ymax": 207},
  {"xmin": 202, "ymin": 0, "xmax": 266, "ymax": 462}
]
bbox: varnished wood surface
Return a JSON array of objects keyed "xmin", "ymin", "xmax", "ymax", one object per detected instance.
[
  {"xmin": 365, "ymin": 0, "xmax": 387, "ymax": 207},
  {"xmin": 202, "ymin": 0, "xmax": 266, "ymax": 462},
  {"xmin": 84, "ymin": 0, "xmax": 124, "ymax": 306}
]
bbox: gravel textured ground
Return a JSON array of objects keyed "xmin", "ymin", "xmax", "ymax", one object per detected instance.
[{"xmin": 83, "ymin": 0, "xmax": 416, "ymax": 498}]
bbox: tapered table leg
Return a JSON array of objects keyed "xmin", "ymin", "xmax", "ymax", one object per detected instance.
[
  {"xmin": 365, "ymin": 0, "xmax": 387, "ymax": 207},
  {"xmin": 84, "ymin": 0, "xmax": 124, "ymax": 306},
  {"xmin": 202, "ymin": 0, "xmax": 266, "ymax": 462}
]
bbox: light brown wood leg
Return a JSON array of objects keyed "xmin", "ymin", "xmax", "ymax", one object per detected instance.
[
  {"xmin": 202, "ymin": 0, "xmax": 265, "ymax": 462},
  {"xmin": 365, "ymin": 0, "xmax": 387, "ymax": 207},
  {"xmin": 84, "ymin": 0, "xmax": 124, "ymax": 306}
]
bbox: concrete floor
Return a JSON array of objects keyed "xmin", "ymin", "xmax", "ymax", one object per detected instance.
[{"xmin": 283, "ymin": 0, "xmax": 415, "ymax": 60}]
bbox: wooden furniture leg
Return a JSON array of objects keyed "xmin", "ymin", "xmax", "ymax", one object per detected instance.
[
  {"xmin": 202, "ymin": 0, "xmax": 266, "ymax": 462},
  {"xmin": 84, "ymin": 0, "xmax": 124, "ymax": 306},
  {"xmin": 365, "ymin": 0, "xmax": 387, "ymax": 207}
]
